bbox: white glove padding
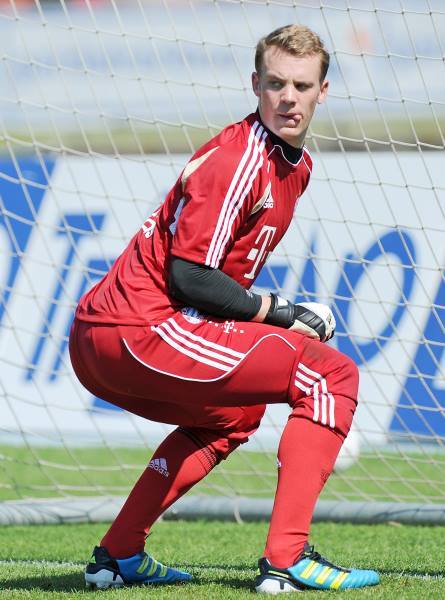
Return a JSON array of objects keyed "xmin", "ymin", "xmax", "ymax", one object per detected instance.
[
  {"xmin": 289, "ymin": 302, "xmax": 336, "ymax": 342},
  {"xmin": 264, "ymin": 294, "xmax": 335, "ymax": 342}
]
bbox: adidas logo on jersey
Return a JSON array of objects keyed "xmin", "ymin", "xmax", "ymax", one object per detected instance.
[
  {"xmin": 250, "ymin": 183, "xmax": 274, "ymax": 215},
  {"xmin": 263, "ymin": 194, "xmax": 274, "ymax": 209},
  {"xmin": 148, "ymin": 457, "xmax": 169, "ymax": 477}
]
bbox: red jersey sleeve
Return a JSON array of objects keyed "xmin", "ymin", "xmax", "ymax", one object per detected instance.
[{"xmin": 171, "ymin": 124, "xmax": 268, "ymax": 269}]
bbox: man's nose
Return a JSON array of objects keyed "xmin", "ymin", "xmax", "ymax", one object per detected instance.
[{"xmin": 280, "ymin": 84, "xmax": 296, "ymax": 104}]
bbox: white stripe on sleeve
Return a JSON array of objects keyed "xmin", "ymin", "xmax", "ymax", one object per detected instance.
[{"xmin": 205, "ymin": 122, "xmax": 267, "ymax": 268}]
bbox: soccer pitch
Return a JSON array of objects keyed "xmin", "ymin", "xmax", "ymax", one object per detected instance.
[
  {"xmin": 2, "ymin": 446, "xmax": 445, "ymax": 597},
  {"xmin": 1, "ymin": 520, "xmax": 445, "ymax": 598}
]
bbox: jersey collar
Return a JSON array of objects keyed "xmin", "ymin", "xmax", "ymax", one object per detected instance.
[{"xmin": 256, "ymin": 111, "xmax": 303, "ymax": 165}]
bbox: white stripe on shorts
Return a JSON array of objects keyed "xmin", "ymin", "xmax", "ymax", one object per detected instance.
[
  {"xmin": 152, "ymin": 318, "xmax": 247, "ymax": 373},
  {"xmin": 154, "ymin": 325, "xmax": 232, "ymax": 372},
  {"xmin": 157, "ymin": 321, "xmax": 239, "ymax": 366},
  {"xmin": 294, "ymin": 361, "xmax": 336, "ymax": 428},
  {"xmin": 167, "ymin": 318, "xmax": 245, "ymax": 359}
]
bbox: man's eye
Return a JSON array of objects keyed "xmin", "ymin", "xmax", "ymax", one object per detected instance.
[{"xmin": 269, "ymin": 81, "xmax": 282, "ymax": 89}]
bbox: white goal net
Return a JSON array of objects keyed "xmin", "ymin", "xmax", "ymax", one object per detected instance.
[{"xmin": 1, "ymin": 0, "xmax": 444, "ymax": 523}]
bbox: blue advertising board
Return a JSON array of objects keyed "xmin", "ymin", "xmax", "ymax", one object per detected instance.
[{"xmin": 0, "ymin": 152, "xmax": 444, "ymax": 447}]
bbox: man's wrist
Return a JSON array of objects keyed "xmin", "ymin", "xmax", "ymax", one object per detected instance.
[{"xmin": 251, "ymin": 295, "xmax": 272, "ymax": 322}]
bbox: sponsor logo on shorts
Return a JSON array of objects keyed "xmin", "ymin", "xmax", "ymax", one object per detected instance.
[
  {"xmin": 181, "ymin": 307, "xmax": 204, "ymax": 324},
  {"xmin": 222, "ymin": 320, "xmax": 235, "ymax": 334},
  {"xmin": 148, "ymin": 457, "xmax": 169, "ymax": 477}
]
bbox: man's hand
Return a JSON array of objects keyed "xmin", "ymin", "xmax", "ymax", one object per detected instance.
[{"xmin": 264, "ymin": 294, "xmax": 336, "ymax": 342}]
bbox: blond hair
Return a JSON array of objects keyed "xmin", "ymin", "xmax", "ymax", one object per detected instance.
[{"xmin": 255, "ymin": 24, "xmax": 330, "ymax": 81}]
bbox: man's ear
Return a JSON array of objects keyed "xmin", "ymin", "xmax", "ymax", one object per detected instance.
[
  {"xmin": 252, "ymin": 71, "xmax": 260, "ymax": 98},
  {"xmin": 317, "ymin": 79, "xmax": 329, "ymax": 104}
]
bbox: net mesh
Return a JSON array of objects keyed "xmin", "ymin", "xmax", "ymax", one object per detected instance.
[{"xmin": 1, "ymin": 0, "xmax": 444, "ymax": 511}]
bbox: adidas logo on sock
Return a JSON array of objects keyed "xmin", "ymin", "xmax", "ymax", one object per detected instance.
[{"xmin": 148, "ymin": 457, "xmax": 169, "ymax": 477}]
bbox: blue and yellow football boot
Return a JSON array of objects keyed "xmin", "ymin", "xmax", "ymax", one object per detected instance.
[
  {"xmin": 255, "ymin": 543, "xmax": 379, "ymax": 593},
  {"xmin": 85, "ymin": 545, "xmax": 192, "ymax": 589}
]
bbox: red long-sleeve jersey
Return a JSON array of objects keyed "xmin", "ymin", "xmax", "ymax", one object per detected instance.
[{"xmin": 76, "ymin": 112, "xmax": 312, "ymax": 325}]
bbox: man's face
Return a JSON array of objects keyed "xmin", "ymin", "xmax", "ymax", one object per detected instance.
[{"xmin": 252, "ymin": 47, "xmax": 329, "ymax": 148}]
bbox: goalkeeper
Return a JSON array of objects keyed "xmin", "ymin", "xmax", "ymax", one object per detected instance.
[{"xmin": 69, "ymin": 24, "xmax": 379, "ymax": 593}]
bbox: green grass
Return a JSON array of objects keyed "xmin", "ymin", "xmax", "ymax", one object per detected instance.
[
  {"xmin": 2, "ymin": 445, "xmax": 445, "ymax": 597},
  {"xmin": 1, "ymin": 520, "xmax": 445, "ymax": 598},
  {"xmin": 2, "ymin": 445, "xmax": 445, "ymax": 504}
]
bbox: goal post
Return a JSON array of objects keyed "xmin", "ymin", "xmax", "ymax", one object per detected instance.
[{"xmin": 1, "ymin": 0, "xmax": 444, "ymax": 525}]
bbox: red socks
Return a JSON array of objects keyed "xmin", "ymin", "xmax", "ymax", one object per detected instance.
[
  {"xmin": 101, "ymin": 427, "xmax": 217, "ymax": 558},
  {"xmin": 263, "ymin": 416, "xmax": 344, "ymax": 568},
  {"xmin": 100, "ymin": 417, "xmax": 343, "ymax": 565}
]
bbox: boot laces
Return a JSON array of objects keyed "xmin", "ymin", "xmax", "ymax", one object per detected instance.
[{"xmin": 301, "ymin": 544, "xmax": 347, "ymax": 572}]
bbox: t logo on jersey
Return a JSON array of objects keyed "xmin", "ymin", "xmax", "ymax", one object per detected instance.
[{"xmin": 244, "ymin": 225, "xmax": 277, "ymax": 280}]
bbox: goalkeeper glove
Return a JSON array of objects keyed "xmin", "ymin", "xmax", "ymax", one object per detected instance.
[{"xmin": 264, "ymin": 293, "xmax": 335, "ymax": 342}]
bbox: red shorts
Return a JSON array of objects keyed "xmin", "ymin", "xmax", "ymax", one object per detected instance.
[{"xmin": 69, "ymin": 310, "xmax": 357, "ymax": 445}]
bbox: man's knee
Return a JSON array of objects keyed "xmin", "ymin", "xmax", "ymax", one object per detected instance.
[
  {"xmin": 335, "ymin": 351, "xmax": 359, "ymax": 400},
  {"xmin": 320, "ymin": 351, "xmax": 358, "ymax": 437},
  {"xmin": 180, "ymin": 404, "xmax": 266, "ymax": 462},
  {"xmin": 178, "ymin": 426, "xmax": 242, "ymax": 463},
  {"xmin": 297, "ymin": 340, "xmax": 359, "ymax": 402},
  {"xmin": 290, "ymin": 342, "xmax": 359, "ymax": 437}
]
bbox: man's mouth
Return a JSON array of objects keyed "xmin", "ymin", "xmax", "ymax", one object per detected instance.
[{"xmin": 278, "ymin": 113, "xmax": 302, "ymax": 124}]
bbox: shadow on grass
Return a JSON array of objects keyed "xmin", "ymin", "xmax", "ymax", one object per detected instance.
[
  {"xmin": 1, "ymin": 572, "xmax": 85, "ymax": 592},
  {"xmin": 185, "ymin": 563, "xmax": 253, "ymax": 572},
  {"xmin": 1, "ymin": 569, "xmax": 254, "ymax": 592},
  {"xmin": 378, "ymin": 568, "xmax": 445, "ymax": 578}
]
